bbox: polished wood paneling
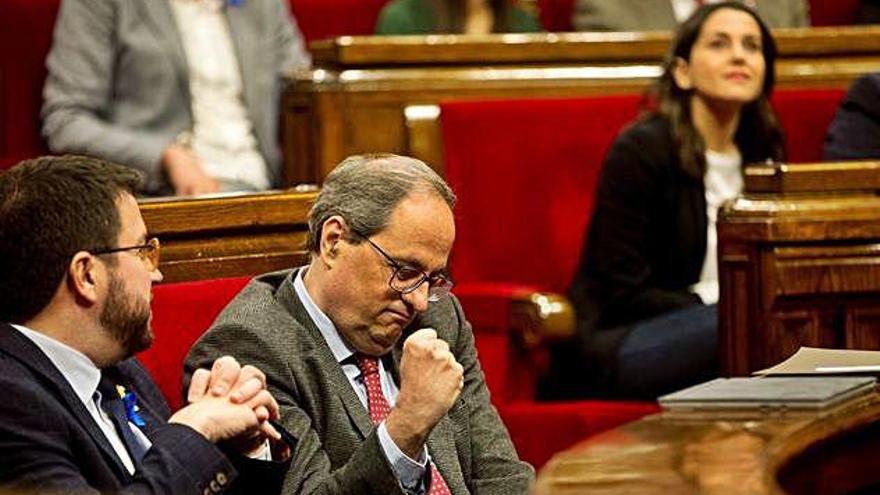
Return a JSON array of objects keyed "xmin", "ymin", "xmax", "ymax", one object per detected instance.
[
  {"xmin": 283, "ymin": 27, "xmax": 880, "ymax": 183},
  {"xmin": 719, "ymin": 161, "xmax": 880, "ymax": 376},
  {"xmin": 139, "ymin": 189, "xmax": 317, "ymax": 283},
  {"xmin": 536, "ymin": 393, "xmax": 880, "ymax": 495}
]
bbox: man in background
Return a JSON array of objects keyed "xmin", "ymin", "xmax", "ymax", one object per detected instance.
[
  {"xmin": 573, "ymin": 0, "xmax": 809, "ymax": 31},
  {"xmin": 42, "ymin": 0, "xmax": 310, "ymax": 195}
]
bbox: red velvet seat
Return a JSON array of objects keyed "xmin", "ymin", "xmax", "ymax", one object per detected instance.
[
  {"xmin": 0, "ymin": 0, "xmax": 59, "ymax": 170},
  {"xmin": 809, "ymin": 0, "xmax": 861, "ymax": 26},
  {"xmin": 288, "ymin": 0, "xmax": 389, "ymax": 42},
  {"xmin": 441, "ymin": 95, "xmax": 658, "ymax": 469},
  {"xmin": 438, "ymin": 88, "xmax": 847, "ymax": 467},
  {"xmin": 770, "ymin": 88, "xmax": 847, "ymax": 163},
  {"xmin": 537, "ymin": 0, "xmax": 575, "ymax": 31},
  {"xmin": 140, "ymin": 276, "xmax": 251, "ymax": 411}
]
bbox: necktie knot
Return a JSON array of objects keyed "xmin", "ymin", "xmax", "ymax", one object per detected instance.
[{"xmin": 356, "ymin": 354, "xmax": 381, "ymax": 377}]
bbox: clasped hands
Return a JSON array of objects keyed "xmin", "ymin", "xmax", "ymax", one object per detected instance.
[{"xmin": 169, "ymin": 356, "xmax": 289, "ymax": 460}]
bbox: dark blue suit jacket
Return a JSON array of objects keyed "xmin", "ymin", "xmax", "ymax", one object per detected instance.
[
  {"xmin": 0, "ymin": 322, "xmax": 235, "ymax": 494},
  {"xmin": 825, "ymin": 72, "xmax": 880, "ymax": 160}
]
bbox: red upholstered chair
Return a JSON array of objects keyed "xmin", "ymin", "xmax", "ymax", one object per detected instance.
[
  {"xmin": 771, "ymin": 88, "xmax": 847, "ymax": 163},
  {"xmin": 439, "ymin": 95, "xmax": 659, "ymax": 468},
  {"xmin": 809, "ymin": 0, "xmax": 861, "ymax": 26},
  {"xmin": 288, "ymin": 0, "xmax": 390, "ymax": 42},
  {"xmin": 536, "ymin": 0, "xmax": 575, "ymax": 31},
  {"xmin": 139, "ymin": 276, "xmax": 251, "ymax": 411},
  {"xmin": 0, "ymin": 0, "xmax": 59, "ymax": 170}
]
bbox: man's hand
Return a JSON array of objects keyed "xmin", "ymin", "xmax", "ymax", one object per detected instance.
[
  {"xmin": 161, "ymin": 145, "xmax": 220, "ymax": 196},
  {"xmin": 174, "ymin": 356, "xmax": 284, "ymax": 454},
  {"xmin": 385, "ymin": 329, "xmax": 463, "ymax": 458}
]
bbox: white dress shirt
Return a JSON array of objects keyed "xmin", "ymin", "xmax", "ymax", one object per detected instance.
[
  {"xmin": 170, "ymin": 0, "xmax": 271, "ymax": 191},
  {"xmin": 293, "ymin": 270, "xmax": 429, "ymax": 493}
]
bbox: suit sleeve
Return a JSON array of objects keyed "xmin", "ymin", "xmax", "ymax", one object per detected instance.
[
  {"xmin": 0, "ymin": 373, "xmax": 235, "ymax": 494},
  {"xmin": 40, "ymin": 0, "xmax": 170, "ymax": 189},
  {"xmin": 580, "ymin": 127, "xmax": 701, "ymax": 319},
  {"xmin": 185, "ymin": 324, "xmax": 407, "ymax": 495},
  {"xmin": 272, "ymin": 0, "xmax": 311, "ymax": 74},
  {"xmin": 824, "ymin": 74, "xmax": 880, "ymax": 160},
  {"xmin": 445, "ymin": 297, "xmax": 535, "ymax": 494}
]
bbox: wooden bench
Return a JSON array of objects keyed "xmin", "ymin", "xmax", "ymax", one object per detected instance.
[{"xmin": 283, "ymin": 27, "xmax": 880, "ymax": 184}]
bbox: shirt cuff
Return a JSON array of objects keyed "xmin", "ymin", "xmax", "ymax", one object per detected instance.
[
  {"xmin": 378, "ymin": 421, "xmax": 427, "ymax": 491},
  {"xmin": 245, "ymin": 439, "xmax": 273, "ymax": 461}
]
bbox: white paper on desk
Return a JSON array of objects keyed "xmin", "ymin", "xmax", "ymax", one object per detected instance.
[{"xmin": 754, "ymin": 347, "xmax": 880, "ymax": 375}]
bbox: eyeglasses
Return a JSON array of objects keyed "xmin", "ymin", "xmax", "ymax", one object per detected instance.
[
  {"xmin": 351, "ymin": 232, "xmax": 453, "ymax": 303},
  {"xmin": 91, "ymin": 237, "xmax": 161, "ymax": 272}
]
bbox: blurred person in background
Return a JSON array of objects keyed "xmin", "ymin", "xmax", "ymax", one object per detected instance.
[{"xmin": 376, "ymin": 0, "xmax": 540, "ymax": 34}]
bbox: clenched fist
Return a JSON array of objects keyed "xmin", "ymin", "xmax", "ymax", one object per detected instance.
[{"xmin": 385, "ymin": 328, "xmax": 463, "ymax": 458}]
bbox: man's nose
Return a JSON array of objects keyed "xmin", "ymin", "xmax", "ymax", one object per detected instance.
[{"xmin": 403, "ymin": 281, "xmax": 430, "ymax": 313}]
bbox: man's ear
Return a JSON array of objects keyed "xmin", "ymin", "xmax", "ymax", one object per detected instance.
[
  {"xmin": 672, "ymin": 56, "xmax": 693, "ymax": 90},
  {"xmin": 319, "ymin": 216, "xmax": 347, "ymax": 267},
  {"xmin": 67, "ymin": 251, "xmax": 101, "ymax": 306}
]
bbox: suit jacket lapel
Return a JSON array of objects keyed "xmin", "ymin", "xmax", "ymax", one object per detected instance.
[
  {"xmin": 277, "ymin": 272, "xmax": 375, "ymax": 439},
  {"xmin": 139, "ymin": 0, "xmax": 191, "ymax": 101},
  {"xmin": 225, "ymin": 3, "xmax": 260, "ymax": 125},
  {"xmin": 0, "ymin": 324, "xmax": 132, "ymax": 479}
]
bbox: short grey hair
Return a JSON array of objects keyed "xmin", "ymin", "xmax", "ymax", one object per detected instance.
[{"xmin": 307, "ymin": 154, "xmax": 456, "ymax": 253}]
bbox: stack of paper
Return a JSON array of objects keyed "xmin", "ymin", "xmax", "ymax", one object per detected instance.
[
  {"xmin": 658, "ymin": 376, "xmax": 876, "ymax": 411},
  {"xmin": 755, "ymin": 347, "xmax": 880, "ymax": 375}
]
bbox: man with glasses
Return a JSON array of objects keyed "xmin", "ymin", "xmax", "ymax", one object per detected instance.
[
  {"xmin": 187, "ymin": 154, "xmax": 534, "ymax": 494},
  {"xmin": 0, "ymin": 155, "xmax": 289, "ymax": 494}
]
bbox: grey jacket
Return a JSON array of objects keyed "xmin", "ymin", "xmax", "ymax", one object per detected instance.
[
  {"xmin": 572, "ymin": 0, "xmax": 809, "ymax": 31},
  {"xmin": 186, "ymin": 269, "xmax": 534, "ymax": 494},
  {"xmin": 41, "ymin": 0, "xmax": 310, "ymax": 193}
]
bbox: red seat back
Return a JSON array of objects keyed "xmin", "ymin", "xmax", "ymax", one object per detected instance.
[
  {"xmin": 140, "ymin": 276, "xmax": 250, "ymax": 411},
  {"xmin": 288, "ymin": 0, "xmax": 389, "ymax": 42},
  {"xmin": 537, "ymin": 0, "xmax": 575, "ymax": 31},
  {"xmin": 441, "ymin": 95, "xmax": 641, "ymax": 293},
  {"xmin": 809, "ymin": 0, "xmax": 861, "ymax": 26},
  {"xmin": 0, "ymin": 0, "xmax": 59, "ymax": 169},
  {"xmin": 771, "ymin": 88, "xmax": 846, "ymax": 163}
]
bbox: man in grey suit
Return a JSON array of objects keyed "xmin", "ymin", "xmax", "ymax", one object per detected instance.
[
  {"xmin": 186, "ymin": 154, "xmax": 534, "ymax": 494},
  {"xmin": 572, "ymin": 0, "xmax": 809, "ymax": 31},
  {"xmin": 42, "ymin": 0, "xmax": 310, "ymax": 196}
]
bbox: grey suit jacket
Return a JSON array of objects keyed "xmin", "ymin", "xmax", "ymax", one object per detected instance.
[
  {"xmin": 572, "ymin": 0, "xmax": 809, "ymax": 31},
  {"xmin": 186, "ymin": 269, "xmax": 534, "ymax": 495},
  {"xmin": 42, "ymin": 0, "xmax": 310, "ymax": 193}
]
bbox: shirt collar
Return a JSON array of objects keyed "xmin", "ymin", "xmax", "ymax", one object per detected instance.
[
  {"xmin": 293, "ymin": 269, "xmax": 355, "ymax": 365},
  {"xmin": 10, "ymin": 324, "xmax": 102, "ymax": 407}
]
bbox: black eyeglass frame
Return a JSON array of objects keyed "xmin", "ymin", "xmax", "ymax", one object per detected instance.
[
  {"xmin": 349, "ymin": 232, "xmax": 453, "ymax": 302},
  {"xmin": 90, "ymin": 237, "xmax": 161, "ymax": 271}
]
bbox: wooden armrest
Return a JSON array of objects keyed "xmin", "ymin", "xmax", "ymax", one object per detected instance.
[{"xmin": 509, "ymin": 291, "xmax": 575, "ymax": 349}]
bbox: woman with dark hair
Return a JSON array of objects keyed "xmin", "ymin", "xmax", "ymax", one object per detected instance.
[
  {"xmin": 375, "ymin": 0, "xmax": 540, "ymax": 35},
  {"xmin": 566, "ymin": 2, "xmax": 784, "ymax": 399}
]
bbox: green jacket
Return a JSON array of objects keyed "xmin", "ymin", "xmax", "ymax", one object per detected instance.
[{"xmin": 375, "ymin": 0, "xmax": 542, "ymax": 34}]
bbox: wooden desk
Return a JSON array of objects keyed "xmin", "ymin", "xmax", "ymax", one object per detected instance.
[
  {"xmin": 535, "ymin": 393, "xmax": 880, "ymax": 495},
  {"xmin": 283, "ymin": 26, "xmax": 880, "ymax": 184},
  {"xmin": 139, "ymin": 189, "xmax": 317, "ymax": 283},
  {"xmin": 717, "ymin": 162, "xmax": 880, "ymax": 376}
]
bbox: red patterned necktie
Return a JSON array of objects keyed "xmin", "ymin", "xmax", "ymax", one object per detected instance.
[{"xmin": 356, "ymin": 354, "xmax": 452, "ymax": 495}]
